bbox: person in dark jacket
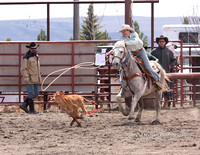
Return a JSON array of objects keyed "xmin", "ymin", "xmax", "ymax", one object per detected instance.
[
  {"xmin": 20, "ymin": 42, "xmax": 42, "ymax": 114},
  {"xmin": 151, "ymin": 35, "xmax": 176, "ymax": 108}
]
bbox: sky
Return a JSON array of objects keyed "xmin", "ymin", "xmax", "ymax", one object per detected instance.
[{"xmin": 0, "ymin": 0, "xmax": 199, "ymax": 20}]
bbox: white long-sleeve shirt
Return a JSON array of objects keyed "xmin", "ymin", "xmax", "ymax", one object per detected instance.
[{"xmin": 121, "ymin": 32, "xmax": 143, "ymax": 51}]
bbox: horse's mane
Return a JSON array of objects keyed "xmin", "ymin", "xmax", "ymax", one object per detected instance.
[{"xmin": 114, "ymin": 41, "xmax": 126, "ymax": 49}]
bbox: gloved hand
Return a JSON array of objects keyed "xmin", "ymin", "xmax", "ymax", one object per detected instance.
[
  {"xmin": 123, "ymin": 41, "xmax": 126, "ymax": 46},
  {"xmin": 24, "ymin": 78, "xmax": 29, "ymax": 84}
]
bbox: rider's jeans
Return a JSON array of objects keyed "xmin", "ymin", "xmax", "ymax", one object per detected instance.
[{"xmin": 136, "ymin": 48, "xmax": 160, "ymax": 82}]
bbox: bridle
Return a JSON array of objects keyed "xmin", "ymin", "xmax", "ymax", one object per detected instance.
[{"xmin": 112, "ymin": 45, "xmax": 129, "ymax": 65}]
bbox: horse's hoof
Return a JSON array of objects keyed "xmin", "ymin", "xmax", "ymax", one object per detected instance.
[
  {"xmin": 134, "ymin": 118, "xmax": 140, "ymax": 122},
  {"xmin": 128, "ymin": 117, "xmax": 134, "ymax": 120},
  {"xmin": 151, "ymin": 120, "xmax": 161, "ymax": 125}
]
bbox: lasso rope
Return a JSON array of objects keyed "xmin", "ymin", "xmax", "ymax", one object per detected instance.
[{"xmin": 41, "ymin": 62, "xmax": 102, "ymax": 91}]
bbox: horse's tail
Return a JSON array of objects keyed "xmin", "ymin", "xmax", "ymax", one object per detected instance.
[
  {"xmin": 153, "ymin": 61, "xmax": 170, "ymax": 91},
  {"xmin": 157, "ymin": 64, "xmax": 170, "ymax": 82}
]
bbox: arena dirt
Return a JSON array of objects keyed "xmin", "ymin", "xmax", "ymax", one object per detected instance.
[{"xmin": 0, "ymin": 105, "xmax": 200, "ymax": 155}]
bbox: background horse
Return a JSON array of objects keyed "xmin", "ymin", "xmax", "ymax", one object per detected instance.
[{"xmin": 111, "ymin": 41, "xmax": 167, "ymax": 124}]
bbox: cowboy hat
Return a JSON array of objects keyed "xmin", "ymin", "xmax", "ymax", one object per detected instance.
[
  {"xmin": 156, "ymin": 35, "xmax": 169, "ymax": 44},
  {"xmin": 118, "ymin": 24, "xmax": 135, "ymax": 33},
  {"xmin": 26, "ymin": 42, "xmax": 39, "ymax": 49}
]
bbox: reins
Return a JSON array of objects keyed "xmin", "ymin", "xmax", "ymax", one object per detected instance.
[
  {"xmin": 112, "ymin": 45, "xmax": 128, "ymax": 64},
  {"xmin": 113, "ymin": 45, "xmax": 144, "ymax": 95},
  {"xmin": 121, "ymin": 65, "xmax": 136, "ymax": 96},
  {"xmin": 116, "ymin": 49, "xmax": 143, "ymax": 83}
]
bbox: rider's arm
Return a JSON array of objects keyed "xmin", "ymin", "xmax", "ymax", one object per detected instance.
[
  {"xmin": 106, "ymin": 50, "xmax": 113, "ymax": 57},
  {"xmin": 122, "ymin": 32, "xmax": 143, "ymax": 51}
]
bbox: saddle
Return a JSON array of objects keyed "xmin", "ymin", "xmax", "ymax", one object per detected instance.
[
  {"xmin": 135, "ymin": 57, "xmax": 155, "ymax": 88},
  {"xmin": 135, "ymin": 57, "xmax": 168, "ymax": 91}
]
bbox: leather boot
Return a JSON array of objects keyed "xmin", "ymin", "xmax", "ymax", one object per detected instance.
[
  {"xmin": 20, "ymin": 98, "xmax": 29, "ymax": 113},
  {"xmin": 29, "ymin": 99, "xmax": 38, "ymax": 114},
  {"xmin": 163, "ymin": 96, "xmax": 169, "ymax": 107}
]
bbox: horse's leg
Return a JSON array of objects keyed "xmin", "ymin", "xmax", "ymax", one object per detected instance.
[
  {"xmin": 135, "ymin": 98, "xmax": 143, "ymax": 122},
  {"xmin": 116, "ymin": 89, "xmax": 129, "ymax": 116},
  {"xmin": 125, "ymin": 96, "xmax": 132, "ymax": 114},
  {"xmin": 152, "ymin": 91, "xmax": 162, "ymax": 125},
  {"xmin": 128, "ymin": 91, "xmax": 142, "ymax": 120}
]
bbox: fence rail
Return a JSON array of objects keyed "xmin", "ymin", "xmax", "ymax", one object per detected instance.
[{"xmin": 0, "ymin": 40, "xmax": 200, "ymax": 109}]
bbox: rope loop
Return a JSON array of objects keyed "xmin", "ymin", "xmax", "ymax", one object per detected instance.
[{"xmin": 41, "ymin": 62, "xmax": 101, "ymax": 91}]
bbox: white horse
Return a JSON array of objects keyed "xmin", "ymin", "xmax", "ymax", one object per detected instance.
[{"xmin": 111, "ymin": 41, "xmax": 167, "ymax": 124}]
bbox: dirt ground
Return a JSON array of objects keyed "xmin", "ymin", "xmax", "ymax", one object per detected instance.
[{"xmin": 0, "ymin": 104, "xmax": 200, "ymax": 155}]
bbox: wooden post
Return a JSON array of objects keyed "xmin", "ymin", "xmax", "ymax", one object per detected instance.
[
  {"xmin": 73, "ymin": 0, "xmax": 80, "ymax": 40},
  {"xmin": 47, "ymin": 4, "xmax": 50, "ymax": 41},
  {"xmin": 151, "ymin": 2, "xmax": 154, "ymax": 50},
  {"xmin": 125, "ymin": 0, "xmax": 132, "ymax": 26}
]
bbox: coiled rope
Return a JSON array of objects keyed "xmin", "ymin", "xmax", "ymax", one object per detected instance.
[{"xmin": 41, "ymin": 62, "xmax": 102, "ymax": 91}]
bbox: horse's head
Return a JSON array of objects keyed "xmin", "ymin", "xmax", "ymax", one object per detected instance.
[{"xmin": 111, "ymin": 41, "xmax": 128, "ymax": 70}]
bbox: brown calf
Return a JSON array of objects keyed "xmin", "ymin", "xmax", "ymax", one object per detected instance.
[{"xmin": 53, "ymin": 91, "xmax": 97, "ymax": 127}]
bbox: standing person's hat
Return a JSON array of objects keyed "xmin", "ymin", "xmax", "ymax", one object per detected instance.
[
  {"xmin": 156, "ymin": 35, "xmax": 169, "ymax": 44},
  {"xmin": 26, "ymin": 42, "xmax": 39, "ymax": 49},
  {"xmin": 118, "ymin": 24, "xmax": 135, "ymax": 32}
]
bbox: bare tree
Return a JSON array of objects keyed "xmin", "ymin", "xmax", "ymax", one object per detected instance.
[{"xmin": 181, "ymin": 5, "xmax": 200, "ymax": 46}]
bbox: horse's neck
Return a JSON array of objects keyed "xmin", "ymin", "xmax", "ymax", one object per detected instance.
[{"xmin": 122, "ymin": 56, "xmax": 141, "ymax": 75}]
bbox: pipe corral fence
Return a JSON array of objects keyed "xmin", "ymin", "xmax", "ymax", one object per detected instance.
[
  {"xmin": 0, "ymin": 40, "xmax": 200, "ymax": 110},
  {"xmin": 167, "ymin": 41, "xmax": 200, "ymax": 107}
]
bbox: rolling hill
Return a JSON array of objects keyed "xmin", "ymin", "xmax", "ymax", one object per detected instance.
[{"xmin": 0, "ymin": 16, "xmax": 182, "ymax": 45}]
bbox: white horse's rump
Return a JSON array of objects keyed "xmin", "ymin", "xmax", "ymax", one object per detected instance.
[{"xmin": 111, "ymin": 41, "xmax": 167, "ymax": 124}]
